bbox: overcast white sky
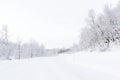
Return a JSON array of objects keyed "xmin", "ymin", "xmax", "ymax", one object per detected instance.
[{"xmin": 0, "ymin": 0, "xmax": 118, "ymax": 48}]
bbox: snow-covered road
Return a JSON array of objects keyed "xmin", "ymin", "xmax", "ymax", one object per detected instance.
[{"xmin": 0, "ymin": 51, "xmax": 120, "ymax": 80}]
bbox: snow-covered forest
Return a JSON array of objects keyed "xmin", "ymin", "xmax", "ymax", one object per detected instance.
[
  {"xmin": 0, "ymin": 25, "xmax": 60, "ymax": 60},
  {"xmin": 80, "ymin": 1, "xmax": 120, "ymax": 51}
]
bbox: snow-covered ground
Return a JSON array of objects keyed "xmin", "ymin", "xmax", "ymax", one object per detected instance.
[{"xmin": 0, "ymin": 50, "xmax": 120, "ymax": 80}]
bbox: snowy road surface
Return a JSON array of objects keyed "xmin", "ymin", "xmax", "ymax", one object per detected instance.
[{"xmin": 0, "ymin": 51, "xmax": 120, "ymax": 80}]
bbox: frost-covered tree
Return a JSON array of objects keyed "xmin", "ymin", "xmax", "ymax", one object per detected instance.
[
  {"xmin": 79, "ymin": 10, "xmax": 101, "ymax": 50},
  {"xmin": 1, "ymin": 25, "xmax": 10, "ymax": 59},
  {"xmin": 2, "ymin": 25, "xmax": 9, "ymax": 44},
  {"xmin": 16, "ymin": 39, "xmax": 22, "ymax": 59},
  {"xmin": 29, "ymin": 40, "xmax": 40, "ymax": 58},
  {"xmin": 39, "ymin": 44, "xmax": 45, "ymax": 56}
]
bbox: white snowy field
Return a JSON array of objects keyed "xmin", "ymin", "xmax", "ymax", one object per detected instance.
[{"xmin": 0, "ymin": 49, "xmax": 120, "ymax": 80}]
